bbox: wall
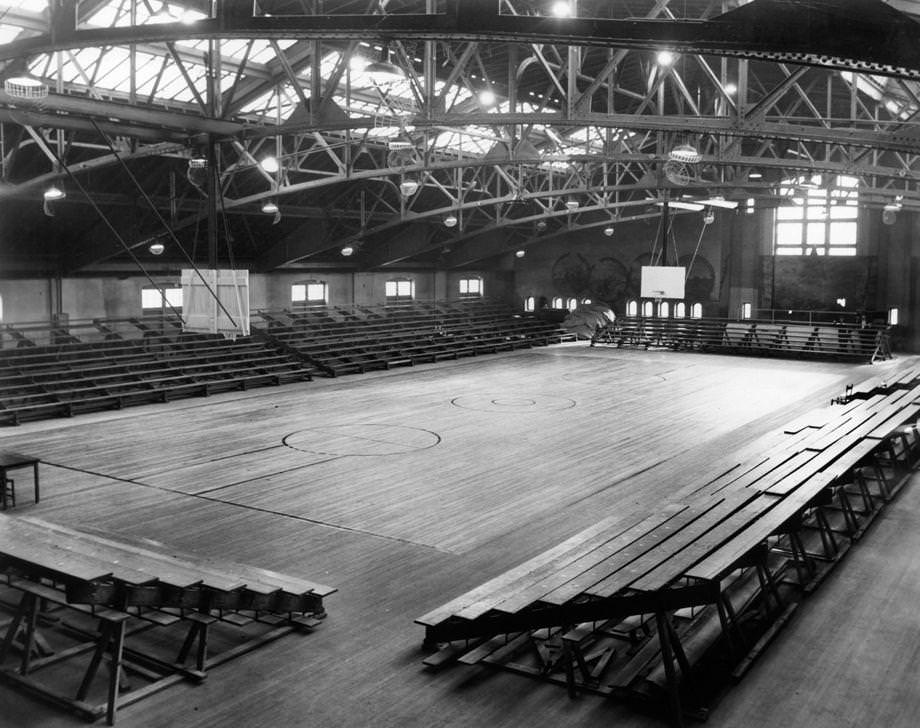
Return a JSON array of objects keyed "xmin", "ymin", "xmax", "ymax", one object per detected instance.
[
  {"xmin": 513, "ymin": 210, "xmax": 728, "ymax": 315},
  {"xmin": 0, "ymin": 267, "xmax": 508, "ymax": 324}
]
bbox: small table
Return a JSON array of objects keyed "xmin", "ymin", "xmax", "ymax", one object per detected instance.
[{"xmin": 0, "ymin": 452, "xmax": 40, "ymax": 510}]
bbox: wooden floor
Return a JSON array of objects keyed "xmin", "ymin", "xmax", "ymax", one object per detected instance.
[{"xmin": 2, "ymin": 343, "xmax": 918, "ymax": 728}]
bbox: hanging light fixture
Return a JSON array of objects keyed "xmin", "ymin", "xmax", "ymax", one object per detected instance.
[
  {"xmin": 703, "ymin": 209, "xmax": 715, "ymax": 225},
  {"xmin": 565, "ymin": 198, "xmax": 580, "ymax": 211},
  {"xmin": 365, "ymin": 43, "xmax": 406, "ymax": 85},
  {"xmin": 603, "ymin": 225, "xmax": 615, "ymax": 237},
  {"xmin": 443, "ymin": 213, "xmax": 458, "ymax": 228},
  {"xmin": 260, "ymin": 156, "xmax": 280, "ymax": 174},
  {"xmin": 341, "ymin": 245, "xmax": 355, "ymax": 256},
  {"xmin": 515, "ymin": 249, "xmax": 526, "ymax": 258},
  {"xmin": 3, "ymin": 75, "xmax": 48, "ymax": 100},
  {"xmin": 261, "ymin": 199, "xmax": 279, "ymax": 214},
  {"xmin": 43, "ymin": 185, "xmax": 65, "ymax": 201},
  {"xmin": 149, "ymin": 242, "xmax": 166, "ymax": 255},
  {"xmin": 669, "ymin": 143, "xmax": 701, "ymax": 164},
  {"xmin": 399, "ymin": 176, "xmax": 419, "ymax": 197}
]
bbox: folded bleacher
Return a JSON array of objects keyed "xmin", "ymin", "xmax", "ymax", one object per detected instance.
[
  {"xmin": 0, "ymin": 317, "xmax": 316, "ymax": 425},
  {"xmin": 254, "ymin": 299, "xmax": 576, "ymax": 377},
  {"xmin": 416, "ymin": 367, "xmax": 920, "ymax": 725},
  {"xmin": 0, "ymin": 513, "xmax": 334, "ymax": 725},
  {"xmin": 592, "ymin": 317, "xmax": 891, "ymax": 364}
]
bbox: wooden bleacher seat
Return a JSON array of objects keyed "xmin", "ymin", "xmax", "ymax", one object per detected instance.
[
  {"xmin": 0, "ymin": 513, "xmax": 335, "ymax": 725},
  {"xmin": 416, "ymin": 368, "xmax": 920, "ymax": 725}
]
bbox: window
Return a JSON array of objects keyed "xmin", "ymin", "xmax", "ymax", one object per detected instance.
[
  {"xmin": 691, "ymin": 303, "xmax": 703, "ymax": 319},
  {"xmin": 524, "ymin": 296, "xmax": 535, "ymax": 312},
  {"xmin": 292, "ymin": 281, "xmax": 328, "ymax": 305},
  {"xmin": 582, "ymin": 298, "xmax": 592, "ymax": 305},
  {"xmin": 626, "ymin": 300, "xmax": 638, "ymax": 317},
  {"xmin": 142, "ymin": 286, "xmax": 182, "ymax": 310},
  {"xmin": 642, "ymin": 300, "xmax": 654, "ymax": 317},
  {"xmin": 741, "ymin": 302, "xmax": 752, "ymax": 320},
  {"xmin": 551, "ymin": 296, "xmax": 564, "ymax": 309},
  {"xmin": 889, "ymin": 307, "xmax": 899, "ymax": 326},
  {"xmin": 658, "ymin": 301, "xmax": 670, "ymax": 318},
  {"xmin": 675, "ymin": 302, "xmax": 686, "ymax": 318},
  {"xmin": 775, "ymin": 175, "xmax": 858, "ymax": 256},
  {"xmin": 566, "ymin": 297, "xmax": 578, "ymax": 311},
  {"xmin": 385, "ymin": 278, "xmax": 415, "ymax": 301},
  {"xmin": 459, "ymin": 277, "xmax": 483, "ymax": 297}
]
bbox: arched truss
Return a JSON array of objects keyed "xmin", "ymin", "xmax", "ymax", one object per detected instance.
[{"xmin": 3, "ymin": 0, "xmax": 920, "ymax": 271}]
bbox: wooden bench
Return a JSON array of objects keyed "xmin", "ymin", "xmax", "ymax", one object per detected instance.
[
  {"xmin": 417, "ymin": 372, "xmax": 920, "ymax": 725},
  {"xmin": 0, "ymin": 514, "xmax": 334, "ymax": 725}
]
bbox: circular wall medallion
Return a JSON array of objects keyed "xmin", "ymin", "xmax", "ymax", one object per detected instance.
[
  {"xmin": 283, "ymin": 424, "xmax": 441, "ymax": 456},
  {"xmin": 451, "ymin": 394, "xmax": 576, "ymax": 413}
]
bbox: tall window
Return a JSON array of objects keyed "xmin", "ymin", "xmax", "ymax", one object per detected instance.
[
  {"xmin": 642, "ymin": 301, "xmax": 654, "ymax": 317},
  {"xmin": 775, "ymin": 174, "xmax": 858, "ymax": 256},
  {"xmin": 551, "ymin": 296, "xmax": 564, "ymax": 309},
  {"xmin": 626, "ymin": 300, "xmax": 638, "ymax": 317},
  {"xmin": 292, "ymin": 281, "xmax": 328, "ymax": 305},
  {"xmin": 142, "ymin": 286, "xmax": 182, "ymax": 311},
  {"xmin": 675, "ymin": 302, "xmax": 686, "ymax": 318},
  {"xmin": 741, "ymin": 302, "xmax": 752, "ymax": 319},
  {"xmin": 385, "ymin": 278, "xmax": 415, "ymax": 301},
  {"xmin": 658, "ymin": 301, "xmax": 670, "ymax": 318},
  {"xmin": 459, "ymin": 277, "xmax": 483, "ymax": 297},
  {"xmin": 691, "ymin": 303, "xmax": 703, "ymax": 319},
  {"xmin": 524, "ymin": 296, "xmax": 535, "ymax": 312},
  {"xmin": 566, "ymin": 297, "xmax": 578, "ymax": 311}
]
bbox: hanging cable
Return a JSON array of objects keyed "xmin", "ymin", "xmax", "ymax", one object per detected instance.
[
  {"xmin": 52, "ymin": 160, "xmax": 184, "ymax": 322},
  {"xmin": 87, "ymin": 120, "xmax": 238, "ymax": 328},
  {"xmin": 685, "ymin": 216, "xmax": 708, "ymax": 280}
]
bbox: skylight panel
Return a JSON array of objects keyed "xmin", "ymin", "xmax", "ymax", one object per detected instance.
[
  {"xmin": 0, "ymin": 23, "xmax": 24, "ymax": 44},
  {"xmin": 0, "ymin": 0, "xmax": 47, "ymax": 12}
]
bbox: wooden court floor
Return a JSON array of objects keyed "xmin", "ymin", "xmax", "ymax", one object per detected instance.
[{"xmin": 1, "ymin": 343, "xmax": 918, "ymax": 728}]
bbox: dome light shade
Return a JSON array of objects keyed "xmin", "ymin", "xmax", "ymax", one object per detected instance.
[
  {"xmin": 4, "ymin": 76, "xmax": 48, "ymax": 100},
  {"xmin": 444, "ymin": 213, "xmax": 458, "ymax": 228},
  {"xmin": 149, "ymin": 242, "xmax": 165, "ymax": 255},
  {"xmin": 43, "ymin": 185, "xmax": 65, "ymax": 201},
  {"xmin": 260, "ymin": 156, "xmax": 279, "ymax": 174},
  {"xmin": 669, "ymin": 143, "xmax": 701, "ymax": 164},
  {"xmin": 399, "ymin": 178, "xmax": 419, "ymax": 196},
  {"xmin": 341, "ymin": 245, "xmax": 355, "ymax": 256},
  {"xmin": 565, "ymin": 198, "xmax": 580, "ymax": 211},
  {"xmin": 657, "ymin": 50, "xmax": 676, "ymax": 66},
  {"xmin": 604, "ymin": 226, "xmax": 614, "ymax": 237},
  {"xmin": 365, "ymin": 60, "xmax": 405, "ymax": 85},
  {"xmin": 515, "ymin": 249, "xmax": 526, "ymax": 258},
  {"xmin": 261, "ymin": 200, "xmax": 279, "ymax": 214}
]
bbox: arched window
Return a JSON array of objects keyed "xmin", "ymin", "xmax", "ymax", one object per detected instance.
[
  {"xmin": 642, "ymin": 300, "xmax": 654, "ymax": 317},
  {"xmin": 385, "ymin": 278, "xmax": 415, "ymax": 301},
  {"xmin": 741, "ymin": 302, "xmax": 752, "ymax": 320},
  {"xmin": 675, "ymin": 302, "xmax": 686, "ymax": 318},
  {"xmin": 566, "ymin": 297, "xmax": 578, "ymax": 311},
  {"xmin": 691, "ymin": 303, "xmax": 703, "ymax": 319},
  {"xmin": 658, "ymin": 301, "xmax": 670, "ymax": 318},
  {"xmin": 524, "ymin": 296, "xmax": 535, "ymax": 312},
  {"xmin": 581, "ymin": 298, "xmax": 592, "ymax": 305},
  {"xmin": 552, "ymin": 296, "xmax": 564, "ymax": 309},
  {"xmin": 626, "ymin": 300, "xmax": 638, "ymax": 317},
  {"xmin": 889, "ymin": 307, "xmax": 900, "ymax": 326}
]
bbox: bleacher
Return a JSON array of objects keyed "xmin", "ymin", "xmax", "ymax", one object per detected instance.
[
  {"xmin": 416, "ymin": 368, "xmax": 920, "ymax": 725},
  {"xmin": 0, "ymin": 316, "xmax": 316, "ymax": 425},
  {"xmin": 253, "ymin": 299, "xmax": 576, "ymax": 377},
  {"xmin": 592, "ymin": 316, "xmax": 891, "ymax": 364},
  {"xmin": 0, "ymin": 300, "xmax": 575, "ymax": 425},
  {"xmin": 0, "ymin": 513, "xmax": 334, "ymax": 725}
]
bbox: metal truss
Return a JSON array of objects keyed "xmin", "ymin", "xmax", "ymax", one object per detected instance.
[{"xmin": 2, "ymin": 0, "xmax": 920, "ymax": 271}]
